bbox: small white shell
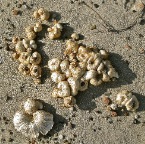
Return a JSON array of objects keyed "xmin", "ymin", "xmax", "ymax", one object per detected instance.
[
  {"xmin": 99, "ymin": 49, "xmax": 109, "ymax": 59},
  {"xmin": 48, "ymin": 58, "xmax": 61, "ymax": 71},
  {"xmin": 63, "ymin": 96, "xmax": 76, "ymax": 108},
  {"xmin": 22, "ymin": 39, "xmax": 30, "ymax": 49},
  {"xmin": 34, "ymin": 22, "xmax": 42, "ymax": 32},
  {"xmin": 15, "ymin": 41, "xmax": 25, "ymax": 54},
  {"xmin": 71, "ymin": 33, "xmax": 79, "ymax": 40},
  {"xmin": 67, "ymin": 77, "xmax": 80, "ymax": 96},
  {"xmin": 30, "ymin": 65, "xmax": 41, "ymax": 78},
  {"xmin": 51, "ymin": 71, "xmax": 66, "ymax": 83},
  {"xmin": 26, "ymin": 31, "xmax": 36, "ymax": 40},
  {"xmin": 18, "ymin": 63, "xmax": 31, "ymax": 76},
  {"xmin": 90, "ymin": 78, "xmax": 102, "ymax": 86},
  {"xmin": 83, "ymin": 70, "xmax": 97, "ymax": 81},
  {"xmin": 18, "ymin": 52, "xmax": 31, "ymax": 64},
  {"xmin": 64, "ymin": 39, "xmax": 79, "ymax": 55},
  {"xmin": 108, "ymin": 68, "xmax": 119, "ymax": 78},
  {"xmin": 23, "ymin": 98, "xmax": 43, "ymax": 115},
  {"xmin": 57, "ymin": 81, "xmax": 70, "ymax": 97},
  {"xmin": 60, "ymin": 60, "xmax": 69, "ymax": 72},
  {"xmin": 30, "ymin": 52, "xmax": 41, "ymax": 65},
  {"xmin": 70, "ymin": 67, "xmax": 84, "ymax": 79}
]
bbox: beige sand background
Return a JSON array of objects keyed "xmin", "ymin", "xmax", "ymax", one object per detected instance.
[{"xmin": 0, "ymin": 0, "xmax": 145, "ymax": 143}]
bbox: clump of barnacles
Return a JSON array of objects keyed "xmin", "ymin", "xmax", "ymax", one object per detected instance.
[
  {"xmin": 48, "ymin": 33, "xmax": 119, "ymax": 108},
  {"xmin": 102, "ymin": 90, "xmax": 139, "ymax": 117},
  {"xmin": 13, "ymin": 98, "xmax": 54, "ymax": 138},
  {"xmin": 12, "ymin": 37, "xmax": 42, "ymax": 84}
]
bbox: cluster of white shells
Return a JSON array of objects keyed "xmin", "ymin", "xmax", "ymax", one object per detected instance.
[
  {"xmin": 116, "ymin": 90, "xmax": 139, "ymax": 111},
  {"xmin": 13, "ymin": 98, "xmax": 54, "ymax": 138},
  {"xmin": 48, "ymin": 36, "xmax": 119, "ymax": 107},
  {"xmin": 12, "ymin": 38, "xmax": 42, "ymax": 84}
]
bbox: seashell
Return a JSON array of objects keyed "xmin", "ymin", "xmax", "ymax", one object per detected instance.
[
  {"xmin": 18, "ymin": 52, "xmax": 31, "ymax": 64},
  {"xmin": 90, "ymin": 78, "xmax": 102, "ymax": 86},
  {"xmin": 48, "ymin": 58, "xmax": 61, "ymax": 71},
  {"xmin": 87, "ymin": 56, "xmax": 102, "ymax": 70},
  {"xmin": 63, "ymin": 96, "xmax": 76, "ymax": 108},
  {"xmin": 102, "ymin": 71, "xmax": 110, "ymax": 82},
  {"xmin": 34, "ymin": 22, "xmax": 42, "ymax": 32},
  {"xmin": 70, "ymin": 67, "xmax": 84, "ymax": 79},
  {"xmin": 13, "ymin": 110, "xmax": 54, "ymax": 138},
  {"xmin": 125, "ymin": 95, "xmax": 139, "ymax": 111},
  {"xmin": 30, "ymin": 52, "xmax": 41, "ymax": 65},
  {"xmin": 26, "ymin": 31, "xmax": 36, "ymax": 40},
  {"xmin": 23, "ymin": 98, "xmax": 43, "ymax": 115},
  {"xmin": 15, "ymin": 41, "xmax": 25, "ymax": 54},
  {"xmin": 57, "ymin": 81, "xmax": 70, "ymax": 97},
  {"xmin": 71, "ymin": 33, "xmax": 79, "ymax": 40},
  {"xmin": 22, "ymin": 39, "xmax": 30, "ymax": 49},
  {"xmin": 79, "ymin": 78, "xmax": 88, "ymax": 91},
  {"xmin": 99, "ymin": 49, "xmax": 109, "ymax": 59},
  {"xmin": 83, "ymin": 70, "xmax": 97, "ymax": 81},
  {"xmin": 30, "ymin": 65, "xmax": 41, "ymax": 78},
  {"xmin": 30, "ymin": 40, "xmax": 37, "ymax": 50},
  {"xmin": 47, "ymin": 22, "xmax": 62, "ymax": 39},
  {"xmin": 97, "ymin": 62, "xmax": 104, "ymax": 74},
  {"xmin": 64, "ymin": 39, "xmax": 79, "ymax": 55},
  {"xmin": 131, "ymin": 0, "xmax": 144, "ymax": 12},
  {"xmin": 67, "ymin": 77, "xmax": 80, "ymax": 96},
  {"xmin": 51, "ymin": 71, "xmax": 66, "ymax": 83},
  {"xmin": 107, "ymin": 68, "xmax": 119, "ymax": 78},
  {"xmin": 18, "ymin": 63, "xmax": 31, "ymax": 76},
  {"xmin": 60, "ymin": 60, "xmax": 70, "ymax": 72}
]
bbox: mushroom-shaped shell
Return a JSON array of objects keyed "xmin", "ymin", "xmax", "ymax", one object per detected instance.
[
  {"xmin": 30, "ymin": 52, "xmax": 41, "ymax": 65},
  {"xmin": 13, "ymin": 110, "xmax": 54, "ymax": 138},
  {"xmin": 23, "ymin": 98, "xmax": 43, "ymax": 115},
  {"xmin": 48, "ymin": 58, "xmax": 61, "ymax": 71},
  {"xmin": 30, "ymin": 65, "xmax": 41, "ymax": 78},
  {"xmin": 15, "ymin": 41, "xmax": 25, "ymax": 54}
]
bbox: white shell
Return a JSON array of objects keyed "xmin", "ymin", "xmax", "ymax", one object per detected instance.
[
  {"xmin": 83, "ymin": 70, "xmax": 97, "ymax": 81},
  {"xmin": 13, "ymin": 110, "xmax": 54, "ymax": 138},
  {"xmin": 48, "ymin": 58, "xmax": 61, "ymax": 71},
  {"xmin": 23, "ymin": 98, "xmax": 43, "ymax": 115},
  {"xmin": 51, "ymin": 71, "xmax": 66, "ymax": 83}
]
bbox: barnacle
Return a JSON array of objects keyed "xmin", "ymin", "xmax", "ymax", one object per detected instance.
[
  {"xmin": 107, "ymin": 67, "xmax": 119, "ymax": 78},
  {"xmin": 38, "ymin": 8, "xmax": 50, "ymax": 21},
  {"xmin": 15, "ymin": 41, "xmax": 25, "ymax": 54},
  {"xmin": 71, "ymin": 33, "xmax": 79, "ymax": 40},
  {"xmin": 34, "ymin": 22, "xmax": 42, "ymax": 32},
  {"xmin": 87, "ymin": 55, "xmax": 102, "ymax": 70},
  {"xmin": 27, "ymin": 31, "xmax": 36, "ymax": 40},
  {"xmin": 102, "ymin": 71, "xmax": 110, "ymax": 82},
  {"xmin": 116, "ymin": 90, "xmax": 139, "ymax": 111},
  {"xmin": 47, "ymin": 22, "xmax": 62, "ymax": 39},
  {"xmin": 70, "ymin": 66, "xmax": 84, "ymax": 79},
  {"xmin": 99, "ymin": 49, "xmax": 109, "ymax": 59},
  {"xmin": 67, "ymin": 77, "xmax": 80, "ymax": 96},
  {"xmin": 48, "ymin": 58, "xmax": 61, "ymax": 71},
  {"xmin": 18, "ymin": 63, "xmax": 31, "ymax": 76},
  {"xmin": 23, "ymin": 98, "xmax": 43, "ymax": 115},
  {"xmin": 57, "ymin": 81, "xmax": 70, "ymax": 97},
  {"xmin": 79, "ymin": 78, "xmax": 88, "ymax": 91},
  {"xmin": 30, "ymin": 52, "xmax": 41, "ymax": 65},
  {"xmin": 83, "ymin": 70, "xmax": 97, "ymax": 81},
  {"xmin": 60, "ymin": 60, "xmax": 69, "ymax": 72},
  {"xmin": 51, "ymin": 71, "xmax": 66, "ymax": 83},
  {"xmin": 90, "ymin": 78, "xmax": 102, "ymax": 86},
  {"xmin": 30, "ymin": 65, "xmax": 41, "ymax": 78},
  {"xmin": 63, "ymin": 96, "xmax": 76, "ymax": 108},
  {"xmin": 18, "ymin": 52, "xmax": 31, "ymax": 64},
  {"xmin": 13, "ymin": 110, "xmax": 54, "ymax": 138},
  {"xmin": 64, "ymin": 39, "xmax": 79, "ymax": 55}
]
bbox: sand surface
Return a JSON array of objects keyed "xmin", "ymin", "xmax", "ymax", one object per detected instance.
[{"xmin": 0, "ymin": 0, "xmax": 145, "ymax": 144}]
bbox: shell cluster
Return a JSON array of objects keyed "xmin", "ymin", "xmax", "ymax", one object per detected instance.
[
  {"xmin": 13, "ymin": 98, "xmax": 54, "ymax": 138},
  {"xmin": 12, "ymin": 8, "xmax": 63, "ymax": 84},
  {"xmin": 12, "ymin": 38, "xmax": 42, "ymax": 84},
  {"xmin": 116, "ymin": 90, "xmax": 139, "ymax": 111},
  {"xmin": 48, "ymin": 37, "xmax": 119, "ymax": 107}
]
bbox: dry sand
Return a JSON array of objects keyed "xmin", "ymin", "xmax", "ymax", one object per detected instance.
[{"xmin": 0, "ymin": 0, "xmax": 145, "ymax": 144}]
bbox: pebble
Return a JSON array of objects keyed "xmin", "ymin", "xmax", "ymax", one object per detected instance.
[{"xmin": 102, "ymin": 96, "xmax": 111, "ymax": 106}]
